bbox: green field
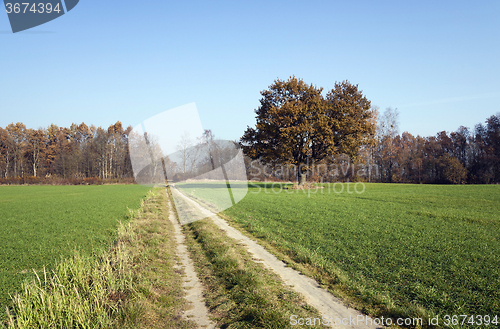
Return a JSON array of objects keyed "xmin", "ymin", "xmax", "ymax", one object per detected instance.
[
  {"xmin": 183, "ymin": 182, "xmax": 500, "ymax": 325},
  {"xmin": 0, "ymin": 185, "xmax": 150, "ymax": 310}
]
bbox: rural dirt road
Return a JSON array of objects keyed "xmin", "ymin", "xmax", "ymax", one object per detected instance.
[
  {"xmin": 170, "ymin": 187, "xmax": 382, "ymax": 329},
  {"xmin": 167, "ymin": 195, "xmax": 215, "ymax": 329}
]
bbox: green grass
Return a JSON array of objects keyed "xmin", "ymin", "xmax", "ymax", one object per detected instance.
[
  {"xmin": 189, "ymin": 182, "xmax": 500, "ymax": 327},
  {"xmin": 0, "ymin": 185, "xmax": 150, "ymax": 312},
  {"xmin": 3, "ymin": 188, "xmax": 195, "ymax": 328},
  {"xmin": 4, "ymin": 248, "xmax": 136, "ymax": 329}
]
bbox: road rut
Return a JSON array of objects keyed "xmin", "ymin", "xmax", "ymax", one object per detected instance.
[
  {"xmin": 166, "ymin": 193, "xmax": 215, "ymax": 329},
  {"xmin": 171, "ymin": 187, "xmax": 381, "ymax": 329}
]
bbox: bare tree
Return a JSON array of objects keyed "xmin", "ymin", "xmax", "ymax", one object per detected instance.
[
  {"xmin": 377, "ymin": 107, "xmax": 400, "ymax": 139},
  {"xmin": 375, "ymin": 108, "xmax": 400, "ymax": 182},
  {"xmin": 176, "ymin": 131, "xmax": 194, "ymax": 174}
]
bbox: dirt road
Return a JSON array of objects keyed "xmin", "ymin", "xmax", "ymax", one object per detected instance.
[{"xmin": 170, "ymin": 187, "xmax": 382, "ymax": 329}]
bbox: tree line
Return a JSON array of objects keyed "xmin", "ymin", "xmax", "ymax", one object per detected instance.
[
  {"xmin": 0, "ymin": 121, "xmax": 134, "ymax": 184},
  {"xmin": 2, "ymin": 77, "xmax": 498, "ymax": 185},
  {"xmin": 241, "ymin": 77, "xmax": 500, "ymax": 185},
  {"xmin": 0, "ymin": 120, "xmax": 241, "ymax": 186},
  {"xmin": 372, "ymin": 108, "xmax": 500, "ymax": 184}
]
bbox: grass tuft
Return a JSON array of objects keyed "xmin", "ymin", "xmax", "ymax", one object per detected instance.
[{"xmin": 3, "ymin": 230, "xmax": 137, "ymax": 328}]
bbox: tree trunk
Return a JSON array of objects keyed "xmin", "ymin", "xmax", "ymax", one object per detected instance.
[
  {"xmin": 32, "ymin": 147, "xmax": 38, "ymax": 177},
  {"xmin": 299, "ymin": 172, "xmax": 307, "ymax": 185},
  {"xmin": 5, "ymin": 151, "xmax": 9, "ymax": 178},
  {"xmin": 298, "ymin": 163, "xmax": 307, "ymax": 185}
]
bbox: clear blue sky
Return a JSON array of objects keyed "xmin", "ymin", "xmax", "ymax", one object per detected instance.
[{"xmin": 1, "ymin": 0, "xmax": 499, "ymax": 140}]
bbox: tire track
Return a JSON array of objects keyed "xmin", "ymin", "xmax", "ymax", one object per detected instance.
[
  {"xmin": 166, "ymin": 192, "xmax": 215, "ymax": 329},
  {"xmin": 171, "ymin": 186, "xmax": 382, "ymax": 329}
]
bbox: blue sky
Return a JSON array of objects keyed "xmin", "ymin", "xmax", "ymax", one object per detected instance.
[{"xmin": 1, "ymin": 0, "xmax": 499, "ymax": 140}]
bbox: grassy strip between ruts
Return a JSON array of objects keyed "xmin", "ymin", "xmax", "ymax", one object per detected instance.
[
  {"xmin": 2, "ymin": 188, "xmax": 196, "ymax": 329},
  {"xmin": 168, "ymin": 188, "xmax": 326, "ymax": 329}
]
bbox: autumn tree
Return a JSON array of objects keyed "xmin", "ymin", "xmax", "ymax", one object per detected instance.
[
  {"xmin": 92, "ymin": 127, "xmax": 109, "ymax": 179},
  {"xmin": 0, "ymin": 127, "xmax": 12, "ymax": 178},
  {"xmin": 450, "ymin": 126, "xmax": 470, "ymax": 167},
  {"xmin": 439, "ymin": 155, "xmax": 467, "ymax": 184},
  {"xmin": 54, "ymin": 127, "xmax": 72, "ymax": 178},
  {"xmin": 107, "ymin": 121, "xmax": 128, "ymax": 179},
  {"xmin": 483, "ymin": 114, "xmax": 500, "ymax": 182},
  {"xmin": 241, "ymin": 77, "xmax": 376, "ymax": 184},
  {"xmin": 45, "ymin": 124, "xmax": 60, "ymax": 175},
  {"xmin": 469, "ymin": 114, "xmax": 500, "ymax": 183},
  {"xmin": 25, "ymin": 128, "xmax": 47, "ymax": 177},
  {"xmin": 6, "ymin": 123, "xmax": 27, "ymax": 177}
]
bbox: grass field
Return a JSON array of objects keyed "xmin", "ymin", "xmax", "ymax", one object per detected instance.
[
  {"xmin": 182, "ymin": 182, "xmax": 500, "ymax": 327},
  {"xmin": 0, "ymin": 185, "xmax": 150, "ymax": 311}
]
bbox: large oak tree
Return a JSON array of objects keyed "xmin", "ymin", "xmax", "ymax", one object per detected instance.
[{"xmin": 241, "ymin": 76, "xmax": 376, "ymax": 184}]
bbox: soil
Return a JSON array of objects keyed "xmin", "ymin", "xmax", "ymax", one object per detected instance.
[{"xmin": 167, "ymin": 195, "xmax": 215, "ymax": 329}]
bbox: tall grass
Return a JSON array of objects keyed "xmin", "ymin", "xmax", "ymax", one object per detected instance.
[{"xmin": 3, "ymin": 221, "xmax": 139, "ymax": 329}]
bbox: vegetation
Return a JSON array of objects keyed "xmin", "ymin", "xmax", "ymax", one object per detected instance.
[
  {"xmin": 184, "ymin": 183, "xmax": 500, "ymax": 327},
  {"xmin": 0, "ymin": 185, "xmax": 150, "ymax": 312},
  {"xmin": 0, "ymin": 121, "xmax": 134, "ymax": 183},
  {"xmin": 373, "ymin": 108, "xmax": 500, "ymax": 184},
  {"xmin": 241, "ymin": 76, "xmax": 377, "ymax": 185},
  {"xmin": 4, "ymin": 248, "xmax": 137, "ymax": 328},
  {"xmin": 126, "ymin": 188, "xmax": 196, "ymax": 328},
  {"xmin": 3, "ymin": 188, "xmax": 196, "ymax": 328},
  {"xmin": 244, "ymin": 107, "xmax": 500, "ymax": 186},
  {"xmin": 169, "ymin": 188, "xmax": 324, "ymax": 328},
  {"xmin": 1, "ymin": 106, "xmax": 498, "ymax": 186},
  {"xmin": 240, "ymin": 77, "xmax": 500, "ymax": 185}
]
